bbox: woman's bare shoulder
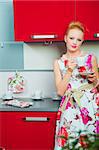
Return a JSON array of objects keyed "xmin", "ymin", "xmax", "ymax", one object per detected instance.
[
  {"xmin": 54, "ymin": 58, "xmax": 59, "ymax": 64},
  {"xmin": 53, "ymin": 59, "xmax": 60, "ymax": 69},
  {"xmin": 92, "ymin": 54, "xmax": 98, "ymax": 64}
]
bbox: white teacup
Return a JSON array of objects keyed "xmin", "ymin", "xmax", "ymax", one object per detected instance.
[
  {"xmin": 52, "ymin": 92, "xmax": 60, "ymax": 100},
  {"xmin": 33, "ymin": 90, "xmax": 42, "ymax": 99},
  {"xmin": 76, "ymin": 57, "xmax": 86, "ymax": 67}
]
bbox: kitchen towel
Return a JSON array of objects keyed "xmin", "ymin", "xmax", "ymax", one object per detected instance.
[
  {"xmin": 3, "ymin": 99, "xmax": 33, "ymax": 108},
  {"xmin": 8, "ymin": 72, "xmax": 25, "ymax": 94}
]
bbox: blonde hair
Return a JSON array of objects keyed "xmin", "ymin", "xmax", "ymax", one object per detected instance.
[{"xmin": 66, "ymin": 21, "xmax": 85, "ymax": 35}]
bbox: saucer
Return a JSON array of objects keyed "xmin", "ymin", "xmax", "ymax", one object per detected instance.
[
  {"xmin": 2, "ymin": 96, "xmax": 13, "ymax": 100},
  {"xmin": 52, "ymin": 96, "xmax": 61, "ymax": 101},
  {"xmin": 79, "ymin": 71, "xmax": 94, "ymax": 76},
  {"xmin": 32, "ymin": 96, "xmax": 43, "ymax": 101}
]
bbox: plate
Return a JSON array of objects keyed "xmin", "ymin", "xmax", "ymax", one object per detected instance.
[
  {"xmin": 2, "ymin": 97, "xmax": 13, "ymax": 101},
  {"xmin": 52, "ymin": 97, "xmax": 61, "ymax": 101},
  {"xmin": 32, "ymin": 97, "xmax": 43, "ymax": 101},
  {"xmin": 79, "ymin": 72, "xmax": 94, "ymax": 76}
]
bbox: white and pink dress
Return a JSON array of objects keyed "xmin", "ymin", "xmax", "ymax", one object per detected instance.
[{"xmin": 54, "ymin": 53, "xmax": 99, "ymax": 150}]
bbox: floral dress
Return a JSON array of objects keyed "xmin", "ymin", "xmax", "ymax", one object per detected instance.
[{"xmin": 54, "ymin": 53, "xmax": 99, "ymax": 150}]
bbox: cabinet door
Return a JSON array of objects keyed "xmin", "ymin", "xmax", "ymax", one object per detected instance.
[
  {"xmin": 0, "ymin": 112, "xmax": 6, "ymax": 149},
  {"xmin": 64, "ymin": 0, "xmax": 75, "ymax": 35},
  {"xmin": 76, "ymin": 0, "xmax": 99, "ymax": 40},
  {"xmin": 0, "ymin": 112, "xmax": 57, "ymax": 150},
  {"xmin": 13, "ymin": 0, "xmax": 74, "ymax": 42}
]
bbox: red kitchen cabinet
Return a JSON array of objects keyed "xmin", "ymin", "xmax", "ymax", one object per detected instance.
[
  {"xmin": 13, "ymin": 0, "xmax": 75, "ymax": 42},
  {"xmin": 76, "ymin": 0, "xmax": 99, "ymax": 40},
  {"xmin": 13, "ymin": 0, "xmax": 99, "ymax": 42},
  {"xmin": 0, "ymin": 112, "xmax": 57, "ymax": 150}
]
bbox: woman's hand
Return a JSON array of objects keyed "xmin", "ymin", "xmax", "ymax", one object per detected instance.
[
  {"xmin": 67, "ymin": 59, "xmax": 77, "ymax": 70},
  {"xmin": 87, "ymin": 72, "xmax": 97, "ymax": 83}
]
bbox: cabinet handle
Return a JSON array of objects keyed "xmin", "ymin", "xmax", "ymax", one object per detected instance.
[
  {"xmin": 30, "ymin": 34, "xmax": 57, "ymax": 39},
  {"xmin": 23, "ymin": 117, "xmax": 50, "ymax": 122},
  {"xmin": 94, "ymin": 33, "xmax": 99, "ymax": 38}
]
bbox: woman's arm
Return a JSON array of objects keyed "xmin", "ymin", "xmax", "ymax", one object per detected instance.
[
  {"xmin": 53, "ymin": 59, "xmax": 76, "ymax": 96},
  {"xmin": 87, "ymin": 55, "xmax": 99, "ymax": 84}
]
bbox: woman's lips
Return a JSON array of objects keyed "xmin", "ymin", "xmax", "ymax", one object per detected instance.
[{"xmin": 71, "ymin": 45, "xmax": 77, "ymax": 48}]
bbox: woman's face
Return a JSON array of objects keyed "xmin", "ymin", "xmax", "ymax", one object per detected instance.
[{"xmin": 65, "ymin": 28, "xmax": 84, "ymax": 52}]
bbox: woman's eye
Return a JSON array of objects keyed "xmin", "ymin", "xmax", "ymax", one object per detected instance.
[
  {"xmin": 69, "ymin": 37, "xmax": 73, "ymax": 40},
  {"xmin": 78, "ymin": 39, "xmax": 82, "ymax": 41}
]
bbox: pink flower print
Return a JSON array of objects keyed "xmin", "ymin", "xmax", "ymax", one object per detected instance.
[
  {"xmin": 96, "ymin": 94, "xmax": 99, "ymax": 106},
  {"xmin": 81, "ymin": 107, "xmax": 89, "ymax": 115},
  {"xmin": 64, "ymin": 60, "xmax": 68, "ymax": 67},
  {"xmin": 57, "ymin": 126, "xmax": 68, "ymax": 147},
  {"xmin": 78, "ymin": 66, "xmax": 86, "ymax": 73},
  {"xmin": 8, "ymin": 77, "xmax": 13, "ymax": 81},
  {"xmin": 15, "ymin": 85, "xmax": 24, "ymax": 93},
  {"xmin": 85, "ymin": 54, "xmax": 92, "ymax": 70},
  {"xmin": 8, "ymin": 77, "xmax": 14, "ymax": 84},
  {"xmin": 66, "ymin": 101, "xmax": 71, "ymax": 109},
  {"xmin": 60, "ymin": 96, "xmax": 66, "ymax": 107},
  {"xmin": 91, "ymin": 87, "xmax": 98, "ymax": 94},
  {"xmin": 96, "ymin": 120, "xmax": 99, "ymax": 134},
  {"xmin": 67, "ymin": 83, "xmax": 72, "ymax": 90},
  {"xmin": 80, "ymin": 107, "xmax": 92, "ymax": 125}
]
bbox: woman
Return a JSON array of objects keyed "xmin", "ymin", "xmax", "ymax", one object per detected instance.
[{"xmin": 54, "ymin": 21, "xmax": 99, "ymax": 149}]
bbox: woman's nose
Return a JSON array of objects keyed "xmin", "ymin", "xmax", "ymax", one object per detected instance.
[{"xmin": 73, "ymin": 39, "xmax": 77, "ymax": 44}]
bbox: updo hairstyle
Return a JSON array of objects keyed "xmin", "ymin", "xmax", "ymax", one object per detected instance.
[{"xmin": 66, "ymin": 21, "xmax": 85, "ymax": 35}]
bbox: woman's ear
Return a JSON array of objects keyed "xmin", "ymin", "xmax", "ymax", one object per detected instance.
[{"xmin": 64, "ymin": 35, "xmax": 67, "ymax": 43}]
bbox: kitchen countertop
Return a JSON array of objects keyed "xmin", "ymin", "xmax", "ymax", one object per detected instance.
[{"xmin": 0, "ymin": 98, "xmax": 60, "ymax": 112}]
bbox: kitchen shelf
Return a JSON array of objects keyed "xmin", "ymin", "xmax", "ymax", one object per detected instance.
[
  {"xmin": 0, "ymin": 69, "xmax": 53, "ymax": 72},
  {"xmin": 0, "ymin": 41, "xmax": 23, "ymax": 44}
]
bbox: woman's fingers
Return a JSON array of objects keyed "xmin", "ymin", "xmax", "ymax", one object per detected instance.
[
  {"xmin": 88, "ymin": 72, "xmax": 95, "ymax": 77},
  {"xmin": 87, "ymin": 73, "xmax": 97, "ymax": 82}
]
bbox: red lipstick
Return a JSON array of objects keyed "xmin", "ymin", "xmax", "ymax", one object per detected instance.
[{"xmin": 71, "ymin": 45, "xmax": 77, "ymax": 48}]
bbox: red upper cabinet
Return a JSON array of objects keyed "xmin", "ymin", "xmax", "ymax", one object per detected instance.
[
  {"xmin": 13, "ymin": 0, "xmax": 99, "ymax": 42},
  {"xmin": 13, "ymin": 0, "xmax": 75, "ymax": 42},
  {"xmin": 76, "ymin": 0, "xmax": 99, "ymax": 40}
]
